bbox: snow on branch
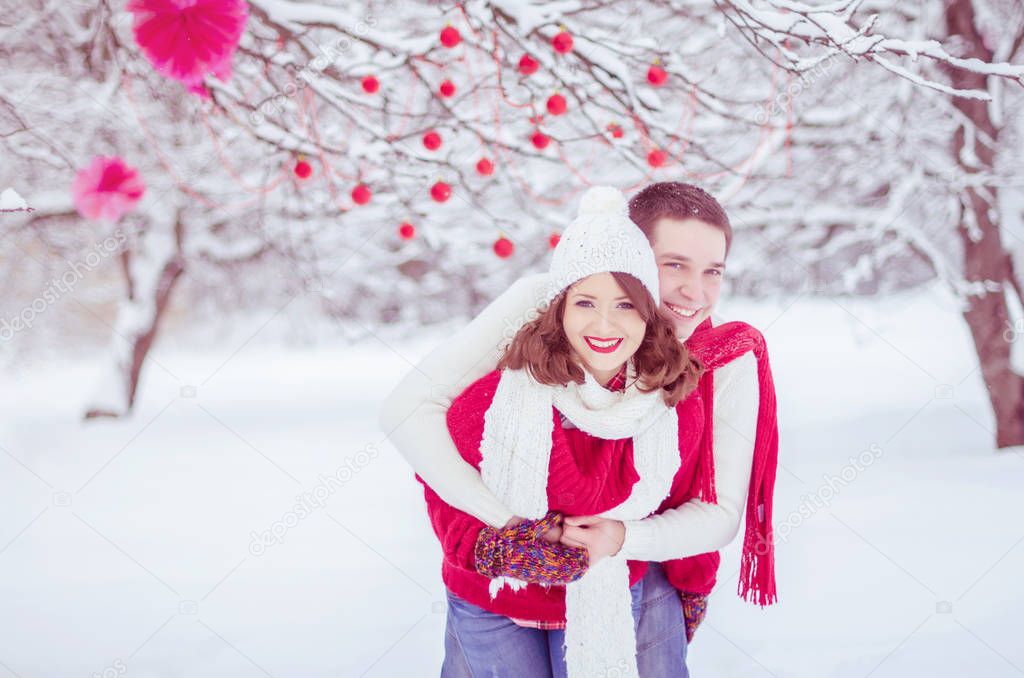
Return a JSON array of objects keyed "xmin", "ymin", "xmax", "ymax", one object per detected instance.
[
  {"xmin": 716, "ymin": 0, "xmax": 1024, "ymax": 99},
  {"xmin": 0, "ymin": 188, "xmax": 30, "ymax": 213}
]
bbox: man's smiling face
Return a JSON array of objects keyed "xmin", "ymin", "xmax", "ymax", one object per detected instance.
[{"xmin": 650, "ymin": 217, "xmax": 728, "ymax": 340}]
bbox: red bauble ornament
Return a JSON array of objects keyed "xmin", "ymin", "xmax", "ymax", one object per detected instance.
[
  {"xmin": 493, "ymin": 237, "xmax": 514, "ymax": 258},
  {"xmin": 399, "ymin": 222, "xmax": 416, "ymax": 240},
  {"xmin": 552, "ymin": 29, "xmax": 573, "ymax": 54},
  {"xmin": 294, "ymin": 159, "xmax": 312, "ymax": 179},
  {"xmin": 361, "ymin": 75, "xmax": 379, "ymax": 94},
  {"xmin": 423, "ymin": 130, "xmax": 442, "ymax": 151},
  {"xmin": 531, "ymin": 131, "xmax": 550, "ymax": 149},
  {"xmin": 476, "ymin": 158, "xmax": 494, "ymax": 176},
  {"xmin": 518, "ymin": 53, "xmax": 539, "ymax": 75},
  {"xmin": 439, "ymin": 79, "xmax": 456, "ymax": 97},
  {"xmin": 647, "ymin": 64, "xmax": 668, "ymax": 86},
  {"xmin": 607, "ymin": 122, "xmax": 624, "ymax": 139},
  {"xmin": 440, "ymin": 25, "xmax": 461, "ymax": 48},
  {"xmin": 430, "ymin": 181, "xmax": 452, "ymax": 202},
  {"xmin": 351, "ymin": 183, "xmax": 371, "ymax": 205},
  {"xmin": 548, "ymin": 232, "xmax": 561, "ymax": 249},
  {"xmin": 647, "ymin": 149, "xmax": 667, "ymax": 167},
  {"xmin": 546, "ymin": 93, "xmax": 567, "ymax": 116}
]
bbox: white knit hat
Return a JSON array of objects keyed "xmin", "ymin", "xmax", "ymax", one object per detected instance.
[{"xmin": 544, "ymin": 186, "xmax": 660, "ymax": 305}]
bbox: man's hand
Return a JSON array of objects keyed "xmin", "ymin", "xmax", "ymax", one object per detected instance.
[{"xmin": 560, "ymin": 515, "xmax": 626, "ymax": 565}]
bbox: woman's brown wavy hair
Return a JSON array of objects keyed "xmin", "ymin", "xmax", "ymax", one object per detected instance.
[{"xmin": 496, "ymin": 272, "xmax": 703, "ymax": 407}]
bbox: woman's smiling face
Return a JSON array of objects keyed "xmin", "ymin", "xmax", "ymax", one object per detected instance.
[
  {"xmin": 650, "ymin": 217, "xmax": 728, "ymax": 340},
  {"xmin": 562, "ymin": 273, "xmax": 647, "ymax": 384}
]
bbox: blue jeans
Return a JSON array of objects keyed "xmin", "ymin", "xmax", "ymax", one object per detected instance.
[{"xmin": 441, "ymin": 562, "xmax": 689, "ymax": 677}]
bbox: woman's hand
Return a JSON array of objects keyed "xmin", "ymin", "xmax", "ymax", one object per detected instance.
[
  {"xmin": 560, "ymin": 516, "xmax": 626, "ymax": 565},
  {"xmin": 475, "ymin": 512, "xmax": 588, "ymax": 585}
]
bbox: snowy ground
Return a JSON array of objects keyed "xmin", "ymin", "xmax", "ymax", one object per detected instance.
[{"xmin": 2, "ymin": 284, "xmax": 1023, "ymax": 677}]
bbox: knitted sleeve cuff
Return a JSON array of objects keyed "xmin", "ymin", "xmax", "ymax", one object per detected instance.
[
  {"xmin": 473, "ymin": 526, "xmax": 505, "ymax": 577},
  {"xmin": 617, "ymin": 518, "xmax": 659, "ymax": 560}
]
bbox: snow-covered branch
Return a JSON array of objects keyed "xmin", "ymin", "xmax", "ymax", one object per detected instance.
[{"xmin": 713, "ymin": 0, "xmax": 1024, "ymax": 99}]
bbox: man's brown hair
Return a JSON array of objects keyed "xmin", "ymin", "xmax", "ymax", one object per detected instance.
[{"xmin": 628, "ymin": 182, "xmax": 733, "ymax": 255}]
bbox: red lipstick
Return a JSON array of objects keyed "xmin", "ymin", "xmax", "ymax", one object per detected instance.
[{"xmin": 583, "ymin": 336, "xmax": 623, "ymax": 354}]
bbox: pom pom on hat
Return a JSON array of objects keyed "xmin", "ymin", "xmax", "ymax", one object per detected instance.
[{"xmin": 578, "ymin": 185, "xmax": 628, "ymax": 217}]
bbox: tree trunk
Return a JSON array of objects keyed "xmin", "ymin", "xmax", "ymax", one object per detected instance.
[
  {"xmin": 84, "ymin": 212, "xmax": 184, "ymax": 419},
  {"xmin": 945, "ymin": 0, "xmax": 1024, "ymax": 448}
]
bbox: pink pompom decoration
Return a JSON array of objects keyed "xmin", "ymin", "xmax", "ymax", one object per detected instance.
[
  {"xmin": 128, "ymin": 0, "xmax": 248, "ymax": 98},
  {"xmin": 72, "ymin": 156, "xmax": 146, "ymax": 222}
]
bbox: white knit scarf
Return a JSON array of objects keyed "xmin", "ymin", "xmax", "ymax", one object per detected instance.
[{"xmin": 478, "ymin": 362, "xmax": 681, "ymax": 678}]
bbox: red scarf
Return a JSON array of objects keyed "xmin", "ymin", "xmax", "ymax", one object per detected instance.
[{"xmin": 684, "ymin": 316, "xmax": 779, "ymax": 607}]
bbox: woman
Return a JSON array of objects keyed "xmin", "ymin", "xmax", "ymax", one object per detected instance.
[
  {"xmin": 422, "ymin": 186, "xmax": 706, "ymax": 676},
  {"xmin": 381, "ymin": 182, "xmax": 779, "ymax": 673}
]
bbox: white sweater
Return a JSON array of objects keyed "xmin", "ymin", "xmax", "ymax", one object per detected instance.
[{"xmin": 378, "ymin": 272, "xmax": 759, "ymax": 562}]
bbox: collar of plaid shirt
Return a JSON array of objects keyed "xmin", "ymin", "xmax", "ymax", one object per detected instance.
[{"xmin": 603, "ymin": 363, "xmax": 628, "ymax": 392}]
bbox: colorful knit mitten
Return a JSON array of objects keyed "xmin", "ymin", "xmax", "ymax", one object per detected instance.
[
  {"xmin": 680, "ymin": 591, "xmax": 709, "ymax": 643},
  {"xmin": 474, "ymin": 511, "xmax": 589, "ymax": 585}
]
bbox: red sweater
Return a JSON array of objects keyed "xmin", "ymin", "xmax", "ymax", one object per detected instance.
[{"xmin": 416, "ymin": 369, "xmax": 714, "ymax": 623}]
